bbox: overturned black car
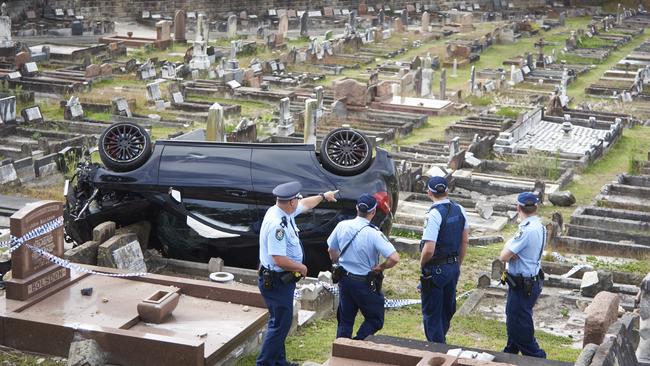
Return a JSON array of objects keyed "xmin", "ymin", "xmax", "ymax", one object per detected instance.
[{"xmin": 65, "ymin": 122, "xmax": 398, "ymax": 274}]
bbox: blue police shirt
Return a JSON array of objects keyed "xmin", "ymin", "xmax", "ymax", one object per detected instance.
[
  {"xmin": 505, "ymin": 215, "xmax": 546, "ymax": 277},
  {"xmin": 327, "ymin": 216, "xmax": 396, "ymax": 276},
  {"xmin": 422, "ymin": 199, "xmax": 470, "ymax": 243},
  {"xmin": 259, "ymin": 203, "xmax": 304, "ymax": 272}
]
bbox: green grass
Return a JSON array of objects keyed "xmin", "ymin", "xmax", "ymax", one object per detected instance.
[
  {"xmin": 397, "ymin": 115, "xmax": 463, "ymax": 145},
  {"xmin": 34, "ymin": 101, "xmax": 64, "ymax": 121},
  {"xmin": 567, "ymin": 35, "xmax": 649, "ymax": 102},
  {"xmin": 85, "ymin": 111, "xmax": 112, "ymax": 121},
  {"xmin": 239, "ymin": 308, "xmax": 579, "ymax": 365},
  {"xmin": 585, "ymin": 256, "xmax": 650, "ymax": 276},
  {"xmin": 185, "ymin": 95, "xmax": 274, "ymax": 118},
  {"xmin": 494, "ymin": 106, "xmax": 524, "ymax": 119},
  {"xmin": 0, "ymin": 349, "xmax": 63, "ymax": 366},
  {"xmin": 390, "ymin": 228, "xmax": 420, "ymax": 240},
  {"xmin": 578, "ymin": 37, "xmax": 615, "ymax": 49}
]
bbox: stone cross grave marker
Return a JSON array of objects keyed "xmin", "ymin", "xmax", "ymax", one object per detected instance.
[{"xmin": 6, "ymin": 201, "xmax": 70, "ymax": 301}]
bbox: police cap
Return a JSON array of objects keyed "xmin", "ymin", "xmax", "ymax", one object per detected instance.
[
  {"xmin": 517, "ymin": 192, "xmax": 539, "ymax": 207},
  {"xmin": 273, "ymin": 181, "xmax": 302, "ymax": 200},
  {"xmin": 427, "ymin": 176, "xmax": 448, "ymax": 194},
  {"xmin": 357, "ymin": 193, "xmax": 377, "ymax": 213}
]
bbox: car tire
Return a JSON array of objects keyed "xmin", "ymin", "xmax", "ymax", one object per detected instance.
[
  {"xmin": 320, "ymin": 128, "xmax": 373, "ymax": 176},
  {"xmin": 98, "ymin": 122, "xmax": 152, "ymax": 172}
]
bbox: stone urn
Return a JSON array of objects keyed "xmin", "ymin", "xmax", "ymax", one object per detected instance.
[
  {"xmin": 127, "ymin": 31, "xmax": 133, "ymax": 38},
  {"xmin": 137, "ymin": 288, "xmax": 180, "ymax": 324}
]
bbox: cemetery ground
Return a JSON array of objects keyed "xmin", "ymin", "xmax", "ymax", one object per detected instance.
[
  {"xmin": 182, "ymin": 115, "xmax": 649, "ymax": 365},
  {"xmin": 1, "ymin": 12, "xmax": 650, "ymax": 366},
  {"xmin": 242, "ymin": 123, "xmax": 650, "ymax": 365}
]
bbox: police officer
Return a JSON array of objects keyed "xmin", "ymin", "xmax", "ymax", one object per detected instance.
[
  {"xmin": 257, "ymin": 181, "xmax": 338, "ymax": 366},
  {"xmin": 419, "ymin": 176, "xmax": 469, "ymax": 343},
  {"xmin": 499, "ymin": 191, "xmax": 546, "ymax": 358},
  {"xmin": 327, "ymin": 194, "xmax": 400, "ymax": 340}
]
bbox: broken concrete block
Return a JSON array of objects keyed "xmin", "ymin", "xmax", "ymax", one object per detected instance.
[
  {"xmin": 574, "ymin": 343, "xmax": 599, "ymax": 366},
  {"xmin": 299, "ymin": 283, "xmax": 324, "ymax": 301},
  {"xmin": 0, "ymin": 163, "xmax": 18, "ymax": 185},
  {"xmin": 67, "ymin": 338, "xmax": 107, "ymax": 366},
  {"xmin": 464, "ymin": 152, "xmax": 481, "ymax": 167},
  {"xmin": 581, "ymin": 271, "xmax": 614, "ymax": 297},
  {"xmin": 583, "ymin": 291, "xmax": 620, "ymax": 346},
  {"xmin": 115, "ymin": 221, "xmax": 151, "ymax": 250},
  {"xmin": 475, "ymin": 201, "xmax": 493, "ymax": 219},
  {"xmin": 208, "ymin": 257, "xmax": 224, "ymax": 273},
  {"xmin": 477, "ymin": 273, "xmax": 491, "ymax": 288},
  {"xmin": 64, "ymin": 241, "xmax": 99, "ymax": 265},
  {"xmin": 97, "ymin": 233, "xmax": 146, "ymax": 273},
  {"xmin": 491, "ymin": 259, "xmax": 505, "ymax": 280},
  {"xmin": 549, "ymin": 191, "xmax": 576, "ymax": 207},
  {"xmin": 318, "ymin": 271, "xmax": 333, "ymax": 285},
  {"xmin": 92, "ymin": 221, "xmax": 116, "ymax": 244},
  {"xmin": 592, "ymin": 316, "xmax": 639, "ymax": 366}
]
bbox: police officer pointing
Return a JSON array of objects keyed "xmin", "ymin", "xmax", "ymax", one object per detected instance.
[
  {"xmin": 257, "ymin": 181, "xmax": 338, "ymax": 366},
  {"xmin": 499, "ymin": 192, "xmax": 546, "ymax": 358},
  {"xmin": 327, "ymin": 194, "xmax": 400, "ymax": 340},
  {"xmin": 419, "ymin": 176, "xmax": 469, "ymax": 344}
]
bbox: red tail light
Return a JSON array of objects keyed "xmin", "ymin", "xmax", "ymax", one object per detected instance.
[{"xmin": 373, "ymin": 191, "xmax": 392, "ymax": 214}]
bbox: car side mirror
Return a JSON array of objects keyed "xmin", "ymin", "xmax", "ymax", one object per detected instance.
[{"xmin": 169, "ymin": 188, "xmax": 182, "ymax": 203}]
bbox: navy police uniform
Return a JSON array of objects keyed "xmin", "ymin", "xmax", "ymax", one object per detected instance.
[
  {"xmin": 327, "ymin": 194, "xmax": 397, "ymax": 340},
  {"xmin": 503, "ymin": 192, "xmax": 546, "ymax": 358},
  {"xmin": 420, "ymin": 176, "xmax": 469, "ymax": 344},
  {"xmin": 257, "ymin": 181, "xmax": 304, "ymax": 366}
]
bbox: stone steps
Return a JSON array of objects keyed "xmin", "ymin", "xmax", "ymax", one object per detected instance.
[
  {"xmin": 565, "ymin": 224, "xmax": 650, "ymax": 246},
  {"xmin": 555, "ymin": 235, "xmax": 650, "ymax": 259},
  {"xmin": 596, "ymin": 193, "xmax": 650, "ymax": 213},
  {"xmin": 570, "ymin": 213, "xmax": 650, "ymax": 234}
]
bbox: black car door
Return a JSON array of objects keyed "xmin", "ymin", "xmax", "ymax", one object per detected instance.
[
  {"xmin": 158, "ymin": 142, "xmax": 256, "ymax": 239},
  {"xmin": 250, "ymin": 145, "xmax": 340, "ymax": 234}
]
